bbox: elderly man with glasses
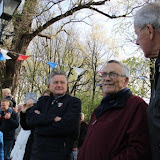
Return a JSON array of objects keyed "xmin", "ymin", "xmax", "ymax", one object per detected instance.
[
  {"xmin": 78, "ymin": 60, "xmax": 151, "ymax": 160},
  {"xmin": 134, "ymin": 2, "xmax": 160, "ymax": 160}
]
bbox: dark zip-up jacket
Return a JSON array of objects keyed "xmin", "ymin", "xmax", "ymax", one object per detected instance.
[
  {"xmin": 0, "ymin": 110, "xmax": 19, "ymax": 141},
  {"xmin": 20, "ymin": 110, "xmax": 34, "ymax": 160},
  {"xmin": 147, "ymin": 52, "xmax": 160, "ymax": 160},
  {"xmin": 26, "ymin": 94, "xmax": 81, "ymax": 160}
]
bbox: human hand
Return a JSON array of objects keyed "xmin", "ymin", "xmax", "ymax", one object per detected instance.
[
  {"xmin": 4, "ymin": 113, "xmax": 11, "ymax": 119},
  {"xmin": 13, "ymin": 107, "xmax": 18, "ymax": 113},
  {"xmin": 34, "ymin": 110, "xmax": 40, "ymax": 114},
  {"xmin": 17, "ymin": 104, "xmax": 23, "ymax": 113},
  {"xmin": 22, "ymin": 99, "xmax": 34, "ymax": 113},
  {"xmin": 21, "ymin": 104, "xmax": 27, "ymax": 113},
  {"xmin": 25, "ymin": 99, "xmax": 34, "ymax": 108},
  {"xmin": 54, "ymin": 116, "xmax": 62, "ymax": 122}
]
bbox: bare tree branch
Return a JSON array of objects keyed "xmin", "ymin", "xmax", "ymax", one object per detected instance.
[{"xmin": 31, "ymin": 0, "xmax": 109, "ymax": 37}]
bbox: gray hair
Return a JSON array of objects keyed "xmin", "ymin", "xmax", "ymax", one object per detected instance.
[
  {"xmin": 134, "ymin": 2, "xmax": 160, "ymax": 32},
  {"xmin": 2, "ymin": 88, "xmax": 11, "ymax": 94},
  {"xmin": 48, "ymin": 70, "xmax": 67, "ymax": 84},
  {"xmin": 107, "ymin": 60, "xmax": 130, "ymax": 77}
]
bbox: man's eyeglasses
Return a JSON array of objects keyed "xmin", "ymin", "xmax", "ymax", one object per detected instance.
[{"xmin": 101, "ymin": 72, "xmax": 126, "ymax": 79}]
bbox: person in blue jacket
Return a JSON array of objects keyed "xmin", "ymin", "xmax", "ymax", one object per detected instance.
[{"xmin": 0, "ymin": 131, "xmax": 4, "ymax": 160}]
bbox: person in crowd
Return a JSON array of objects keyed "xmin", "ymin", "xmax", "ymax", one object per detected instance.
[
  {"xmin": 78, "ymin": 60, "xmax": 151, "ymax": 160},
  {"xmin": 2, "ymin": 89, "xmax": 11, "ymax": 98},
  {"xmin": 42, "ymin": 88, "xmax": 51, "ymax": 96},
  {"xmin": 0, "ymin": 131, "xmax": 4, "ymax": 160},
  {"xmin": 26, "ymin": 70, "xmax": 81, "ymax": 160},
  {"xmin": 134, "ymin": 2, "xmax": 160, "ymax": 160},
  {"xmin": 70, "ymin": 113, "xmax": 88, "ymax": 160},
  {"xmin": 2, "ymin": 88, "xmax": 16, "ymax": 109},
  {"xmin": 77, "ymin": 113, "xmax": 88, "ymax": 150},
  {"xmin": 0, "ymin": 99, "xmax": 19, "ymax": 160},
  {"xmin": 11, "ymin": 98, "xmax": 34, "ymax": 160},
  {"xmin": 20, "ymin": 98, "xmax": 34, "ymax": 160},
  {"xmin": 11, "ymin": 89, "xmax": 51, "ymax": 160}
]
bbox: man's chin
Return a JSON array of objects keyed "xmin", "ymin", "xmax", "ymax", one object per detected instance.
[{"xmin": 54, "ymin": 92, "xmax": 65, "ymax": 97}]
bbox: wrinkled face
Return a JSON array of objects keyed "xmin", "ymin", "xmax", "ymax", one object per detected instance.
[
  {"xmin": 1, "ymin": 101, "xmax": 10, "ymax": 111},
  {"xmin": 49, "ymin": 75, "xmax": 68, "ymax": 97},
  {"xmin": 101, "ymin": 63, "xmax": 128, "ymax": 96},
  {"xmin": 134, "ymin": 24, "xmax": 158, "ymax": 58},
  {"xmin": 2, "ymin": 91, "xmax": 10, "ymax": 98}
]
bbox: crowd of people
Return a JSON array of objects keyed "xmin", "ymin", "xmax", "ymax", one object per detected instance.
[
  {"xmin": 0, "ymin": 1, "xmax": 160, "ymax": 160},
  {"xmin": 0, "ymin": 71, "xmax": 88, "ymax": 160}
]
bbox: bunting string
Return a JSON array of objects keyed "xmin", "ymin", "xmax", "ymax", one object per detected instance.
[{"xmin": 0, "ymin": 48, "xmax": 147, "ymax": 80}]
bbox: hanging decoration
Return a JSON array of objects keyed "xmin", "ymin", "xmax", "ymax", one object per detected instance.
[
  {"xmin": 17, "ymin": 55, "xmax": 29, "ymax": 61},
  {"xmin": 0, "ymin": 48, "xmax": 11, "ymax": 59},
  {"xmin": 73, "ymin": 67, "xmax": 85, "ymax": 76},
  {"xmin": 47, "ymin": 61, "xmax": 57, "ymax": 69},
  {"xmin": 98, "ymin": 70, "xmax": 102, "ymax": 75},
  {"xmin": 0, "ymin": 53, "xmax": 5, "ymax": 61}
]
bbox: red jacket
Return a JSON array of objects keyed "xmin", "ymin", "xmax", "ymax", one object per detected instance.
[{"xmin": 78, "ymin": 94, "xmax": 151, "ymax": 160}]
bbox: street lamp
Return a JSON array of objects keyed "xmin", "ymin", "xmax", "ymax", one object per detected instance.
[
  {"xmin": 0, "ymin": 0, "xmax": 21, "ymax": 20},
  {"xmin": 0, "ymin": 0, "xmax": 21, "ymax": 44}
]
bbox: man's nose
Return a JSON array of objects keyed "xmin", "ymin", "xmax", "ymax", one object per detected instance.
[{"xmin": 57, "ymin": 82, "xmax": 62, "ymax": 86}]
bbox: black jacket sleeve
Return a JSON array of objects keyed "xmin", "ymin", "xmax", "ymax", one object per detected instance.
[
  {"xmin": 7, "ymin": 111, "xmax": 19, "ymax": 129},
  {"xmin": 35, "ymin": 97, "xmax": 81, "ymax": 137},
  {"xmin": 20, "ymin": 110, "xmax": 31, "ymax": 130},
  {"xmin": 26, "ymin": 96, "xmax": 57, "ymax": 128}
]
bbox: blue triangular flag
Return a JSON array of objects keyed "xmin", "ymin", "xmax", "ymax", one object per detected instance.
[
  {"xmin": 139, "ymin": 76, "xmax": 146, "ymax": 80},
  {"xmin": 47, "ymin": 61, "xmax": 57, "ymax": 69},
  {"xmin": 0, "ymin": 53, "xmax": 5, "ymax": 61}
]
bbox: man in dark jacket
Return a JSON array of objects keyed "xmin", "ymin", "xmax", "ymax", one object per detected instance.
[
  {"xmin": 0, "ymin": 99, "xmax": 19, "ymax": 160},
  {"xmin": 78, "ymin": 60, "xmax": 151, "ymax": 160},
  {"xmin": 134, "ymin": 2, "xmax": 160, "ymax": 160},
  {"xmin": 20, "ymin": 98, "xmax": 35, "ymax": 160},
  {"xmin": 26, "ymin": 70, "xmax": 81, "ymax": 160}
]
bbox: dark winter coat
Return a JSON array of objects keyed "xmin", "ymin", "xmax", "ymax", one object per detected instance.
[
  {"xmin": 147, "ymin": 52, "xmax": 160, "ymax": 160},
  {"xmin": 77, "ymin": 121, "xmax": 88, "ymax": 148},
  {"xmin": 78, "ymin": 88, "xmax": 151, "ymax": 160},
  {"xmin": 20, "ymin": 110, "xmax": 34, "ymax": 160},
  {"xmin": 0, "ymin": 110, "xmax": 19, "ymax": 141},
  {"xmin": 26, "ymin": 94, "xmax": 81, "ymax": 160}
]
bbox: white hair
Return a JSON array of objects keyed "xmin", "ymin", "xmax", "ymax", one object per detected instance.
[
  {"xmin": 2, "ymin": 88, "xmax": 11, "ymax": 94},
  {"xmin": 134, "ymin": 2, "xmax": 160, "ymax": 32},
  {"xmin": 107, "ymin": 60, "xmax": 130, "ymax": 78}
]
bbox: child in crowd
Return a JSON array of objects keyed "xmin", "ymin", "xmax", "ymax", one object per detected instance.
[
  {"xmin": 2, "ymin": 88, "xmax": 16, "ymax": 109},
  {"xmin": 0, "ymin": 99, "xmax": 19, "ymax": 160}
]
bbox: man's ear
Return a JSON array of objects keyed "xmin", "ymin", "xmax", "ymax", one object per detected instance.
[
  {"xmin": 67, "ymin": 83, "xmax": 68, "ymax": 89},
  {"xmin": 125, "ymin": 77, "xmax": 129, "ymax": 86},
  {"xmin": 146, "ymin": 24, "xmax": 155, "ymax": 40}
]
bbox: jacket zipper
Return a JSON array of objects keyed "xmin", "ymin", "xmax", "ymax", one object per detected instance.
[{"xmin": 92, "ymin": 119, "xmax": 97, "ymax": 125}]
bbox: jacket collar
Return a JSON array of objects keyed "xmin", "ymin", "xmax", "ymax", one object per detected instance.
[
  {"xmin": 95, "ymin": 88, "xmax": 132, "ymax": 118},
  {"xmin": 155, "ymin": 51, "xmax": 160, "ymax": 71}
]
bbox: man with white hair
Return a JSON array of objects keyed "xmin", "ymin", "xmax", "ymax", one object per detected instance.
[
  {"xmin": 134, "ymin": 2, "xmax": 160, "ymax": 159},
  {"xmin": 78, "ymin": 60, "xmax": 150, "ymax": 160}
]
